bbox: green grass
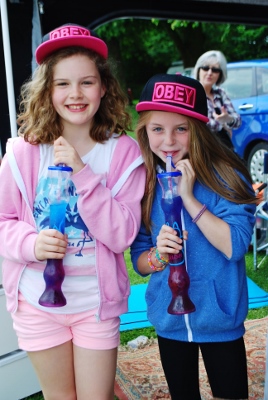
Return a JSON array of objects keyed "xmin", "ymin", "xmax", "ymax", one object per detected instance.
[
  {"xmin": 245, "ymin": 250, "xmax": 268, "ymax": 319},
  {"xmin": 22, "ymin": 249, "xmax": 268, "ymax": 400}
]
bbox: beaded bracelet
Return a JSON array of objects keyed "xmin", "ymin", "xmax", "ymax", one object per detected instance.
[
  {"xmin": 192, "ymin": 204, "xmax": 207, "ymax": 223},
  {"xmin": 155, "ymin": 248, "xmax": 168, "ymax": 265},
  {"xmin": 147, "ymin": 247, "xmax": 167, "ymax": 272}
]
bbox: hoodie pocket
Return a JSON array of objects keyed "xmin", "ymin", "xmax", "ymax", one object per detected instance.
[{"xmin": 188, "ymin": 278, "xmax": 247, "ymax": 333}]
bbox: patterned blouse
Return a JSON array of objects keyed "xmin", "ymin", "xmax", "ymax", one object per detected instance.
[{"xmin": 206, "ymin": 86, "xmax": 241, "ymax": 133}]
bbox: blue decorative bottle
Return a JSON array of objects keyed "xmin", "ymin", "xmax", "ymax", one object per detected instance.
[
  {"xmin": 157, "ymin": 171, "xmax": 195, "ymax": 315},
  {"xmin": 39, "ymin": 165, "xmax": 72, "ymax": 307}
]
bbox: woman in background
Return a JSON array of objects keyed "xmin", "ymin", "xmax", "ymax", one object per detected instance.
[{"xmin": 194, "ymin": 50, "xmax": 241, "ymax": 149}]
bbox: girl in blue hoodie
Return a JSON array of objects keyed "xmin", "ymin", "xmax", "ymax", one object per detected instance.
[{"xmin": 131, "ymin": 73, "xmax": 257, "ymax": 400}]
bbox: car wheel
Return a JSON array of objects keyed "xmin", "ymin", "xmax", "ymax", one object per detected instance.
[{"xmin": 248, "ymin": 142, "xmax": 268, "ymax": 183}]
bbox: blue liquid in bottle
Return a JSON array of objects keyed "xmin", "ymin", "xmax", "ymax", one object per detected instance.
[{"xmin": 50, "ymin": 202, "xmax": 68, "ymax": 234}]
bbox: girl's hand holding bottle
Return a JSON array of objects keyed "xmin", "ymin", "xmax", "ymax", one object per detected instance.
[
  {"xmin": 53, "ymin": 136, "xmax": 86, "ymax": 174},
  {"xmin": 173, "ymin": 159, "xmax": 196, "ymax": 203},
  {"xmin": 156, "ymin": 224, "xmax": 188, "ymax": 261},
  {"xmin": 34, "ymin": 229, "xmax": 68, "ymax": 261}
]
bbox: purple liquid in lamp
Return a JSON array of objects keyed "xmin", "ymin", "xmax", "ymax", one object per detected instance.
[
  {"xmin": 38, "ymin": 202, "xmax": 68, "ymax": 307},
  {"xmin": 158, "ymin": 171, "xmax": 195, "ymax": 315}
]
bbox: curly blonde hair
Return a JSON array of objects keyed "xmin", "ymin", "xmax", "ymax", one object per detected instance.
[
  {"xmin": 135, "ymin": 111, "xmax": 257, "ymax": 232},
  {"xmin": 17, "ymin": 46, "xmax": 132, "ymax": 144}
]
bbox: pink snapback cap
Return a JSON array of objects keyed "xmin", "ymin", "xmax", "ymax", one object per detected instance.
[
  {"xmin": 136, "ymin": 73, "xmax": 209, "ymax": 123},
  {"xmin": 35, "ymin": 23, "xmax": 108, "ymax": 64}
]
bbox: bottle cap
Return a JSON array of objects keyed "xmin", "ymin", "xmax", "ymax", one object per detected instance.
[
  {"xmin": 48, "ymin": 164, "xmax": 73, "ymax": 172},
  {"xmin": 157, "ymin": 171, "xmax": 181, "ymax": 178}
]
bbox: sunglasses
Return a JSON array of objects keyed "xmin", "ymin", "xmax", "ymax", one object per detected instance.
[{"xmin": 200, "ymin": 66, "xmax": 222, "ymax": 73}]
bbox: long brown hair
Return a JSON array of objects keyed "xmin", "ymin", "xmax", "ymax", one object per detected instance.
[
  {"xmin": 17, "ymin": 47, "xmax": 132, "ymax": 144},
  {"xmin": 135, "ymin": 111, "xmax": 257, "ymax": 232}
]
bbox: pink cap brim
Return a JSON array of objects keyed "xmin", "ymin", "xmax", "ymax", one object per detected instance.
[
  {"xmin": 36, "ymin": 36, "xmax": 108, "ymax": 64},
  {"xmin": 136, "ymin": 101, "xmax": 209, "ymax": 123}
]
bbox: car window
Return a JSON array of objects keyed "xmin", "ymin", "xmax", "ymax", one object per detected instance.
[
  {"xmin": 167, "ymin": 61, "xmax": 184, "ymax": 74},
  {"xmin": 257, "ymin": 67, "xmax": 268, "ymax": 95},
  {"xmin": 223, "ymin": 67, "xmax": 254, "ymax": 99}
]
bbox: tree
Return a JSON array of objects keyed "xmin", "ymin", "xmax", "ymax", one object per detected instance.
[
  {"xmin": 96, "ymin": 18, "xmax": 268, "ymax": 98},
  {"xmin": 96, "ymin": 19, "xmax": 178, "ymax": 96},
  {"xmin": 153, "ymin": 20, "xmax": 268, "ymax": 66}
]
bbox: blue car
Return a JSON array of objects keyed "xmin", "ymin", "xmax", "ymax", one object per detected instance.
[{"xmin": 221, "ymin": 59, "xmax": 268, "ymax": 183}]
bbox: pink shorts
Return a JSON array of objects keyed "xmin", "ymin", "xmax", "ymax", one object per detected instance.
[{"xmin": 11, "ymin": 294, "xmax": 120, "ymax": 352}]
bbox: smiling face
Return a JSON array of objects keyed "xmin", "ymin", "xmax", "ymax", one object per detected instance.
[
  {"xmin": 145, "ymin": 111, "xmax": 190, "ymax": 165},
  {"xmin": 51, "ymin": 54, "xmax": 106, "ymax": 130}
]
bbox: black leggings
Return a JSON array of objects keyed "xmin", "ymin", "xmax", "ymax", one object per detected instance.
[{"xmin": 158, "ymin": 335, "xmax": 248, "ymax": 400}]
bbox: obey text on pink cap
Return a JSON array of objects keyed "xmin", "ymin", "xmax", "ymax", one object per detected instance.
[
  {"xmin": 152, "ymin": 82, "xmax": 196, "ymax": 109},
  {"xmin": 49, "ymin": 25, "xmax": 90, "ymax": 40},
  {"xmin": 35, "ymin": 23, "xmax": 108, "ymax": 64}
]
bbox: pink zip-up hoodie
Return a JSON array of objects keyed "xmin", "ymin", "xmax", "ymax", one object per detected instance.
[{"xmin": 0, "ymin": 135, "xmax": 146, "ymax": 320}]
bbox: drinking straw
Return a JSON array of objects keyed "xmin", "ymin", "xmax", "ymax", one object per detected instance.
[{"xmin": 166, "ymin": 153, "xmax": 172, "ymax": 172}]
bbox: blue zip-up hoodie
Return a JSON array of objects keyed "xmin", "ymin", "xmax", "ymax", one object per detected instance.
[{"xmin": 131, "ymin": 178, "xmax": 256, "ymax": 343}]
